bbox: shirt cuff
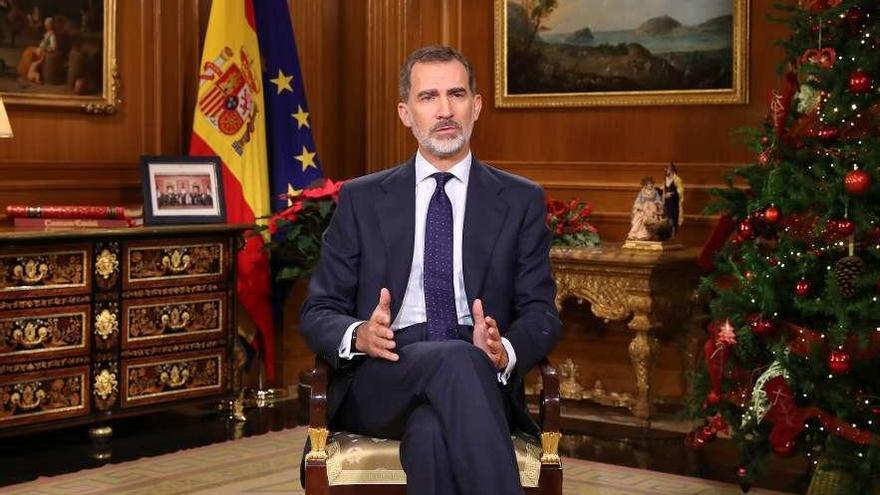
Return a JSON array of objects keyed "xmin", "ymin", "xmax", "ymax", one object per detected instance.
[
  {"xmin": 338, "ymin": 321, "xmax": 366, "ymax": 359},
  {"xmin": 497, "ymin": 337, "xmax": 516, "ymax": 385}
]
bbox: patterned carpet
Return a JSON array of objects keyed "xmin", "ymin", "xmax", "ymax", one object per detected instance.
[{"xmin": 1, "ymin": 427, "xmax": 790, "ymax": 495}]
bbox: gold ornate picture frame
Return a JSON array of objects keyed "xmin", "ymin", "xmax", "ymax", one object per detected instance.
[
  {"xmin": 0, "ymin": 0, "xmax": 119, "ymax": 114},
  {"xmin": 494, "ymin": 0, "xmax": 749, "ymax": 108}
]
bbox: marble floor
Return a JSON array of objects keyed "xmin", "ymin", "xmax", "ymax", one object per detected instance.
[{"xmin": 0, "ymin": 396, "xmax": 806, "ymax": 493}]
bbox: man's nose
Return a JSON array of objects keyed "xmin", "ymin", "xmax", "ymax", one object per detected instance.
[{"xmin": 436, "ymin": 96, "xmax": 453, "ymax": 119}]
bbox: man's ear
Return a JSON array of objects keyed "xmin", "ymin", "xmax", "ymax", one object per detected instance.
[
  {"xmin": 473, "ymin": 93, "xmax": 483, "ymax": 122},
  {"xmin": 397, "ymin": 102, "xmax": 412, "ymax": 128}
]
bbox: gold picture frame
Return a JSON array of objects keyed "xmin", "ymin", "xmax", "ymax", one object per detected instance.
[
  {"xmin": 0, "ymin": 0, "xmax": 120, "ymax": 114},
  {"xmin": 494, "ymin": 0, "xmax": 749, "ymax": 108}
]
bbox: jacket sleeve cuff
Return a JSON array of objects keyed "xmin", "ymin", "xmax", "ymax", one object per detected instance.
[{"xmin": 338, "ymin": 321, "xmax": 366, "ymax": 359}]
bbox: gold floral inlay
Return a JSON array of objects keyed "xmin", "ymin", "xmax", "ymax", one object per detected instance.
[
  {"xmin": 94, "ymin": 369, "xmax": 118, "ymax": 400},
  {"xmin": 94, "ymin": 309, "xmax": 118, "ymax": 340},
  {"xmin": 95, "ymin": 249, "xmax": 119, "ymax": 280}
]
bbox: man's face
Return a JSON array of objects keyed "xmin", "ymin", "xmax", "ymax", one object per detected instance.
[{"xmin": 397, "ymin": 60, "xmax": 482, "ymax": 161}]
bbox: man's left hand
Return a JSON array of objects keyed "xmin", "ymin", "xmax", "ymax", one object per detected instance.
[{"xmin": 472, "ymin": 299, "xmax": 508, "ymax": 370}]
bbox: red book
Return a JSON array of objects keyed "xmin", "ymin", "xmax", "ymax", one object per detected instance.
[
  {"xmin": 5, "ymin": 205, "xmax": 143, "ymax": 220},
  {"xmin": 13, "ymin": 217, "xmax": 144, "ymax": 230}
]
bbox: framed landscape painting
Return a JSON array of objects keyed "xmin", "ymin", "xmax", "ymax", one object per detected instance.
[
  {"xmin": 494, "ymin": 0, "xmax": 749, "ymax": 107},
  {"xmin": 0, "ymin": 0, "xmax": 119, "ymax": 113}
]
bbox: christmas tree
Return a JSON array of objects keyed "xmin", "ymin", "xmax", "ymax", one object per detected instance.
[{"xmin": 687, "ymin": 1, "xmax": 879, "ymax": 493}]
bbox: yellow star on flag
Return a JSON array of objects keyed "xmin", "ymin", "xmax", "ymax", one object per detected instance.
[
  {"xmin": 291, "ymin": 105, "xmax": 310, "ymax": 129},
  {"xmin": 294, "ymin": 146, "xmax": 318, "ymax": 171},
  {"xmin": 270, "ymin": 69, "xmax": 293, "ymax": 94},
  {"xmin": 287, "ymin": 184, "xmax": 302, "ymax": 206}
]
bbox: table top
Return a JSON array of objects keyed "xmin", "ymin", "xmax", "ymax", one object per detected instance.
[
  {"xmin": 550, "ymin": 243, "xmax": 700, "ymax": 266},
  {"xmin": 0, "ymin": 223, "xmax": 253, "ymax": 242}
]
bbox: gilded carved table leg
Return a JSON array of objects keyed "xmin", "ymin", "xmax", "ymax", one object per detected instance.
[{"xmin": 627, "ymin": 293, "xmax": 659, "ymax": 421}]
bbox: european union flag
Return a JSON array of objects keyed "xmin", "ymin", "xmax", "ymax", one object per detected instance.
[{"xmin": 254, "ymin": 0, "xmax": 323, "ymax": 213}]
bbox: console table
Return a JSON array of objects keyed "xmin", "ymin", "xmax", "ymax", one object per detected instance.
[
  {"xmin": 549, "ymin": 244, "xmax": 701, "ymax": 420},
  {"xmin": 0, "ymin": 224, "xmax": 247, "ymax": 439}
]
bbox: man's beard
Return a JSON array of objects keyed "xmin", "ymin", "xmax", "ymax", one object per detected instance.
[{"xmin": 410, "ymin": 118, "xmax": 472, "ymax": 157}]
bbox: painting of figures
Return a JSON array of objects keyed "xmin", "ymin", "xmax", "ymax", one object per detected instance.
[{"xmin": 0, "ymin": 0, "xmax": 117, "ymax": 112}]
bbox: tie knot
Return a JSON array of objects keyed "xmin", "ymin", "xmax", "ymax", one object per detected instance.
[{"xmin": 432, "ymin": 172, "xmax": 454, "ymax": 188}]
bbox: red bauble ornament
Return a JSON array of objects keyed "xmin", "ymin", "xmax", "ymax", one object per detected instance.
[
  {"xmin": 836, "ymin": 219, "xmax": 856, "ymax": 236},
  {"xmin": 764, "ymin": 205, "xmax": 781, "ymax": 224},
  {"xmin": 758, "ymin": 149, "xmax": 771, "ymax": 166},
  {"xmin": 849, "ymin": 71, "xmax": 872, "ymax": 94},
  {"xmin": 845, "ymin": 7, "xmax": 866, "ymax": 33},
  {"xmin": 828, "ymin": 349, "xmax": 852, "ymax": 374},
  {"xmin": 738, "ymin": 220, "xmax": 755, "ymax": 240},
  {"xmin": 706, "ymin": 390, "xmax": 722, "ymax": 406},
  {"xmin": 760, "ymin": 136, "xmax": 770, "ymax": 146},
  {"xmin": 701, "ymin": 425, "xmax": 718, "ymax": 441},
  {"xmin": 844, "ymin": 169, "xmax": 871, "ymax": 195},
  {"xmin": 736, "ymin": 466, "xmax": 748, "ymax": 478},
  {"xmin": 685, "ymin": 431, "xmax": 707, "ymax": 450},
  {"xmin": 773, "ymin": 440, "xmax": 796, "ymax": 457},
  {"xmin": 815, "ymin": 126, "xmax": 840, "ymax": 140},
  {"xmin": 795, "ymin": 279, "xmax": 811, "ymax": 297},
  {"xmin": 747, "ymin": 314, "xmax": 775, "ymax": 336}
]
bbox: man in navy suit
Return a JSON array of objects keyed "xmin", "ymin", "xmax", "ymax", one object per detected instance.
[{"xmin": 300, "ymin": 45, "xmax": 561, "ymax": 495}]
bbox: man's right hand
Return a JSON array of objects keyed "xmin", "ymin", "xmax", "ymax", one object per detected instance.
[{"xmin": 355, "ymin": 288, "xmax": 398, "ymax": 361}]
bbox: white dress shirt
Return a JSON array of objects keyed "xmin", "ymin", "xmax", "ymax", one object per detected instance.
[{"xmin": 338, "ymin": 151, "xmax": 517, "ymax": 383}]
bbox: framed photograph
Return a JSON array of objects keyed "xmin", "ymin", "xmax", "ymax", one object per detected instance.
[
  {"xmin": 0, "ymin": 0, "xmax": 119, "ymax": 114},
  {"xmin": 494, "ymin": 0, "xmax": 749, "ymax": 107},
  {"xmin": 140, "ymin": 156, "xmax": 226, "ymax": 225}
]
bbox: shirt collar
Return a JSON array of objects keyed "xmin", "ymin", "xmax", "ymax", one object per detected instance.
[{"xmin": 415, "ymin": 150, "xmax": 471, "ymax": 185}]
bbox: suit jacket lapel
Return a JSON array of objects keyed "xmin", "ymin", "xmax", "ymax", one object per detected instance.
[
  {"xmin": 375, "ymin": 159, "xmax": 416, "ymax": 321},
  {"xmin": 463, "ymin": 159, "xmax": 508, "ymax": 304}
]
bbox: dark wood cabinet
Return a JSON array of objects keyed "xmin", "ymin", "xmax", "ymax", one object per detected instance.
[{"xmin": 0, "ymin": 225, "xmax": 246, "ymax": 437}]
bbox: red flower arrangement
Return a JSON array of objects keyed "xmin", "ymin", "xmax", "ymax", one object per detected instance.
[
  {"xmin": 545, "ymin": 198, "xmax": 600, "ymax": 247},
  {"xmin": 257, "ymin": 178, "xmax": 347, "ymax": 282}
]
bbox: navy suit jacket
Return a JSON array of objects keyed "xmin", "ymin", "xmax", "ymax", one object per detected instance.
[{"xmin": 300, "ymin": 156, "xmax": 561, "ymax": 435}]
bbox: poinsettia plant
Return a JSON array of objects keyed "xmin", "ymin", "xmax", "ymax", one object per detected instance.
[
  {"xmin": 545, "ymin": 198, "xmax": 600, "ymax": 247},
  {"xmin": 256, "ymin": 178, "xmax": 347, "ymax": 283}
]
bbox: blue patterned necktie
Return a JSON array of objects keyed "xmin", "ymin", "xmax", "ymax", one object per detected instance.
[{"xmin": 424, "ymin": 172, "xmax": 458, "ymax": 341}]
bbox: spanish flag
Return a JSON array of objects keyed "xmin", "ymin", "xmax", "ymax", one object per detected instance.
[{"xmin": 189, "ymin": 0, "xmax": 275, "ymax": 380}]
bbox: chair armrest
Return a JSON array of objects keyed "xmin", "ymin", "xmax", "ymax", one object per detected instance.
[
  {"xmin": 309, "ymin": 356, "xmax": 329, "ymax": 430},
  {"xmin": 538, "ymin": 357, "xmax": 560, "ymax": 433}
]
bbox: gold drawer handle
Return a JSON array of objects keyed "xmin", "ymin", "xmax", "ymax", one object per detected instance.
[
  {"xmin": 160, "ymin": 307, "xmax": 192, "ymax": 331},
  {"xmin": 13, "ymin": 258, "xmax": 49, "ymax": 284},
  {"xmin": 162, "ymin": 249, "xmax": 192, "ymax": 274},
  {"xmin": 12, "ymin": 383, "xmax": 46, "ymax": 411},
  {"xmin": 160, "ymin": 364, "xmax": 190, "ymax": 388},
  {"xmin": 12, "ymin": 320, "xmax": 52, "ymax": 348}
]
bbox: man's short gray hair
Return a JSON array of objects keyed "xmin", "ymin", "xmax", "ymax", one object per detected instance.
[{"xmin": 398, "ymin": 45, "xmax": 476, "ymax": 102}]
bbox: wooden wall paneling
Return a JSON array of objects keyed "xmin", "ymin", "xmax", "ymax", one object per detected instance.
[
  {"xmin": 0, "ymin": 0, "xmax": 202, "ymax": 220},
  {"xmin": 364, "ymin": 0, "xmax": 466, "ymax": 172},
  {"xmin": 337, "ymin": 1, "xmax": 367, "ymax": 181},
  {"xmin": 365, "ymin": 0, "xmax": 409, "ymax": 172}
]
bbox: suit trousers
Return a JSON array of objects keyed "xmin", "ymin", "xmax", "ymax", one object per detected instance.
[{"xmin": 337, "ymin": 324, "xmax": 523, "ymax": 495}]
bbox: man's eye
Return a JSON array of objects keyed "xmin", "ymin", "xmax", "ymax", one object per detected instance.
[{"xmin": 420, "ymin": 95, "xmax": 435, "ymax": 102}]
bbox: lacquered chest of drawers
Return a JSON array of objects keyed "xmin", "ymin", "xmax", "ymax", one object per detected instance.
[{"xmin": 0, "ymin": 224, "xmax": 246, "ymax": 436}]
